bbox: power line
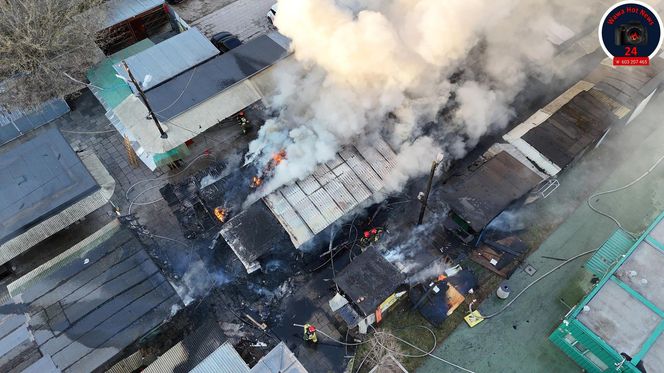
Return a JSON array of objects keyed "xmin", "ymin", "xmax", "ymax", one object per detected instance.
[{"xmin": 154, "ymin": 67, "xmax": 197, "ymax": 114}]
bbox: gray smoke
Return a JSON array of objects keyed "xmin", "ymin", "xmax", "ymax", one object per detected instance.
[{"xmin": 246, "ymin": 0, "xmax": 606, "ymax": 198}]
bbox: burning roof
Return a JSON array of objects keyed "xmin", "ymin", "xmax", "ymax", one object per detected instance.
[{"xmin": 264, "ymin": 138, "xmax": 397, "ymax": 248}]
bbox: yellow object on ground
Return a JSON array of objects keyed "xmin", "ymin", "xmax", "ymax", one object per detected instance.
[
  {"xmin": 464, "ymin": 310, "xmax": 485, "ymax": 327},
  {"xmin": 303, "ymin": 324, "xmax": 318, "ymax": 343}
]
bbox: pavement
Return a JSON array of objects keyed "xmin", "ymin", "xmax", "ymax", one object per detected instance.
[
  {"xmin": 170, "ymin": 0, "xmax": 238, "ymax": 23},
  {"xmin": 416, "ymin": 91, "xmax": 664, "ymax": 372}
]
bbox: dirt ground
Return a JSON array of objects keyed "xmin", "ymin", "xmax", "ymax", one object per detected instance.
[{"xmin": 170, "ymin": 0, "xmax": 239, "ymax": 22}]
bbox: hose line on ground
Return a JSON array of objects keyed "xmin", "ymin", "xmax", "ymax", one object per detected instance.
[
  {"xmin": 293, "ymin": 323, "xmax": 475, "ymax": 373},
  {"xmin": 587, "ymin": 153, "xmax": 664, "ymax": 238},
  {"xmin": 481, "ymin": 249, "xmax": 597, "ymax": 319},
  {"xmin": 482, "ymin": 152, "xmax": 664, "ymax": 319}
]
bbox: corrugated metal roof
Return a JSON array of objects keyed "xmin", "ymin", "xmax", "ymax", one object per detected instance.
[
  {"xmin": 250, "ymin": 342, "xmax": 308, "ymax": 373},
  {"xmin": 190, "ymin": 341, "xmax": 249, "ymax": 373},
  {"xmin": 145, "ymin": 34, "xmax": 289, "ymax": 120},
  {"xmin": 0, "ymin": 98, "xmax": 69, "ymax": 145},
  {"xmin": 521, "ymin": 90, "xmax": 613, "ymax": 169},
  {"xmin": 102, "ymin": 0, "xmax": 164, "ymax": 29},
  {"xmin": 115, "ymin": 28, "xmax": 218, "ymax": 91},
  {"xmin": 264, "ymin": 142, "xmax": 397, "ymax": 248},
  {"xmin": 586, "ymin": 229, "xmax": 635, "ymax": 278},
  {"xmin": 439, "ymin": 150, "xmax": 544, "ymax": 232},
  {"xmin": 142, "ymin": 322, "xmax": 226, "ymax": 373},
  {"xmin": 5, "ymin": 221, "xmax": 179, "ymax": 373}
]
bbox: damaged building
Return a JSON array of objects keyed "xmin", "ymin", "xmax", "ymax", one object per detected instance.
[
  {"xmin": 0, "ymin": 220, "xmax": 181, "ymax": 372},
  {"xmin": 334, "ymin": 247, "xmax": 406, "ymax": 332},
  {"xmin": 221, "ymin": 138, "xmax": 398, "ymax": 272},
  {"xmin": 439, "ymin": 57, "xmax": 664, "ymax": 237},
  {"xmin": 143, "ymin": 320, "xmax": 308, "ymax": 373}
]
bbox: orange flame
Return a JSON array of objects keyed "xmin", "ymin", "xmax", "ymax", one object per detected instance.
[
  {"xmin": 214, "ymin": 207, "xmax": 227, "ymax": 222},
  {"xmin": 251, "ymin": 176, "xmax": 262, "ymax": 188},
  {"xmin": 272, "ymin": 149, "xmax": 286, "ymax": 166}
]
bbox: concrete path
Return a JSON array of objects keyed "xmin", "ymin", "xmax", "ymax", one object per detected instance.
[{"xmin": 417, "ymin": 91, "xmax": 664, "ymax": 372}]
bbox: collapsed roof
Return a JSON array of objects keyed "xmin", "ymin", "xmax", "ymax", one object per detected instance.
[
  {"xmin": 220, "ymin": 201, "xmax": 291, "ymax": 273},
  {"xmin": 264, "ymin": 138, "xmax": 398, "ymax": 248},
  {"xmin": 2, "ymin": 220, "xmax": 180, "ymax": 373},
  {"xmin": 335, "ymin": 247, "xmax": 405, "ymax": 316}
]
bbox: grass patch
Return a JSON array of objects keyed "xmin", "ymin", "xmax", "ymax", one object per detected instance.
[{"xmin": 349, "ymin": 262, "xmax": 502, "ymax": 373}]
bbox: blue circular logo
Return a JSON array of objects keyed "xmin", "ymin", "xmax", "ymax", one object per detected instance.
[{"xmin": 599, "ymin": 1, "xmax": 663, "ymax": 64}]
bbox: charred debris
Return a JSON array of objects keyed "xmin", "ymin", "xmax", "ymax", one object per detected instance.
[{"xmin": 110, "ymin": 56, "xmax": 664, "ymax": 371}]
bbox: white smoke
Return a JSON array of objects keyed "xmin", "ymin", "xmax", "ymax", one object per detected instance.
[{"xmin": 246, "ymin": 0, "xmax": 604, "ymax": 196}]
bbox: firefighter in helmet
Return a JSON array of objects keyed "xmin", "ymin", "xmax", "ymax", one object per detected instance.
[
  {"xmin": 237, "ymin": 111, "xmax": 250, "ymax": 134},
  {"xmin": 360, "ymin": 227, "xmax": 383, "ymax": 246},
  {"xmin": 303, "ymin": 324, "xmax": 318, "ymax": 343}
]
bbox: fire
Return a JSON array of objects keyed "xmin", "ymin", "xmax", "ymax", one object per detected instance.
[
  {"xmin": 249, "ymin": 150, "xmax": 284, "ymax": 189},
  {"xmin": 213, "ymin": 207, "xmax": 227, "ymax": 222},
  {"xmin": 272, "ymin": 149, "xmax": 286, "ymax": 166}
]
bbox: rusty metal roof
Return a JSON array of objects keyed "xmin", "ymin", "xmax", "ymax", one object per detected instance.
[{"xmin": 439, "ymin": 150, "xmax": 544, "ymax": 232}]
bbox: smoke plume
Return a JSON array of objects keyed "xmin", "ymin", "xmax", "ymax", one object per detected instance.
[{"xmin": 246, "ymin": 0, "xmax": 606, "ymax": 196}]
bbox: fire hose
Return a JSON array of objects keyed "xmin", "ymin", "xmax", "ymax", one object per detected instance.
[
  {"xmin": 292, "ymin": 323, "xmax": 475, "ymax": 373},
  {"xmin": 479, "ymin": 151, "xmax": 664, "ymax": 320}
]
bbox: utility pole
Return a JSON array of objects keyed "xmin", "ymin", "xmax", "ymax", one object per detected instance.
[
  {"xmin": 121, "ymin": 61, "xmax": 168, "ymax": 139},
  {"xmin": 417, "ymin": 153, "xmax": 444, "ymax": 225}
]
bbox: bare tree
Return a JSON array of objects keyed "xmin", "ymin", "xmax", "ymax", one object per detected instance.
[
  {"xmin": 0, "ymin": 0, "xmax": 107, "ymax": 109},
  {"xmin": 361, "ymin": 332, "xmax": 405, "ymax": 372}
]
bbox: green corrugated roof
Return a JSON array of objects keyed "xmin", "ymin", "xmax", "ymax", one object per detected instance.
[
  {"xmin": 87, "ymin": 39, "xmax": 155, "ymax": 109},
  {"xmin": 585, "ymin": 228, "xmax": 635, "ymax": 277}
]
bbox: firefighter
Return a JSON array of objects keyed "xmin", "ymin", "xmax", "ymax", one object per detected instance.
[
  {"xmin": 360, "ymin": 227, "xmax": 383, "ymax": 246},
  {"xmin": 237, "ymin": 111, "xmax": 250, "ymax": 134},
  {"xmin": 303, "ymin": 324, "xmax": 318, "ymax": 343}
]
